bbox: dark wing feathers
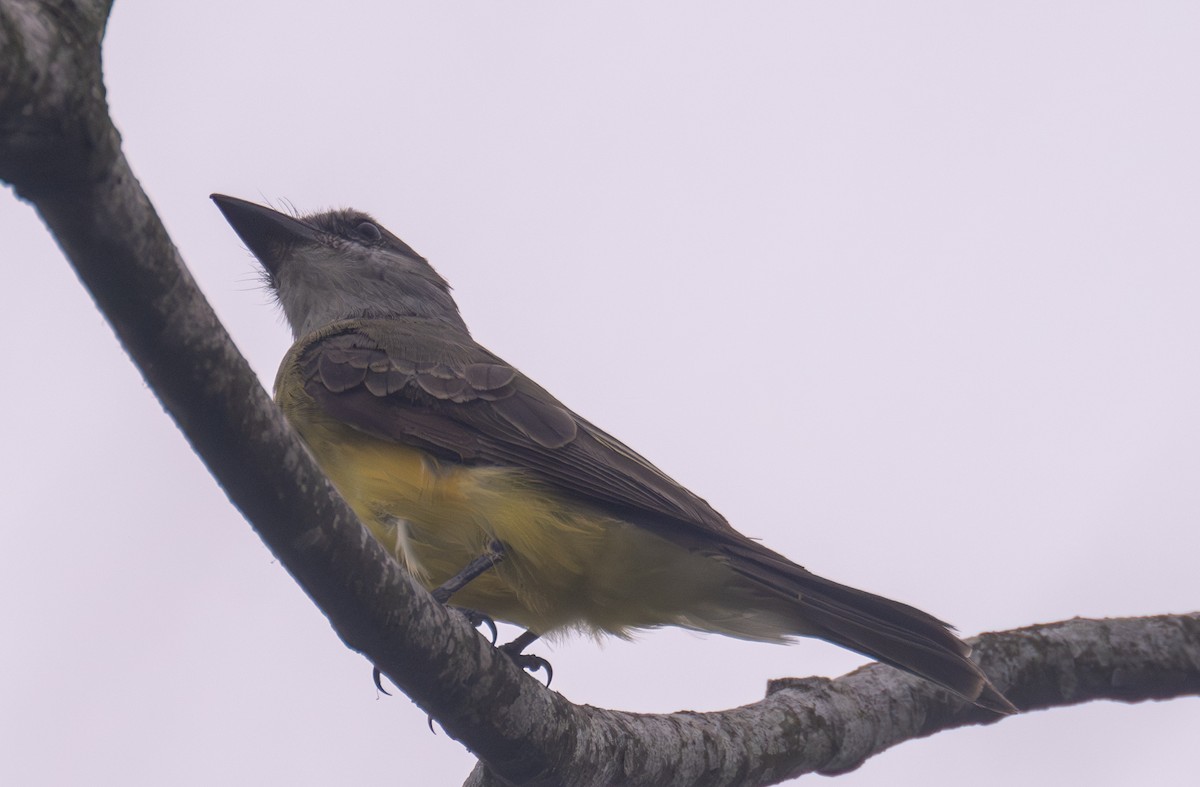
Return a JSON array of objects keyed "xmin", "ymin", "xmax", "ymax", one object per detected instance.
[
  {"xmin": 316, "ymin": 345, "xmax": 375, "ymax": 392},
  {"xmin": 464, "ymin": 362, "xmax": 518, "ymax": 391},
  {"xmin": 490, "ymin": 392, "xmax": 578, "ymax": 449},
  {"xmin": 300, "ymin": 323, "xmax": 732, "ymax": 532}
]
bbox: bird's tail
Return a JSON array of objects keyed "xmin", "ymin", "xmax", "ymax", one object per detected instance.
[{"xmin": 721, "ymin": 541, "xmax": 1017, "ymax": 714}]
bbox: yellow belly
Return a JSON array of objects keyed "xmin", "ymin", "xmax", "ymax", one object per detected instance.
[{"xmin": 286, "ymin": 407, "xmax": 762, "ymax": 638}]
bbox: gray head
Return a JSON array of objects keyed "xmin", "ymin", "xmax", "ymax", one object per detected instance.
[{"xmin": 211, "ymin": 195, "xmax": 468, "ymax": 339}]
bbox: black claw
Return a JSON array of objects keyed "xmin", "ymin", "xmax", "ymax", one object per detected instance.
[
  {"xmin": 510, "ymin": 653, "xmax": 553, "ymax": 686},
  {"xmin": 499, "ymin": 633, "xmax": 553, "ymax": 686},
  {"xmin": 373, "ymin": 666, "xmax": 391, "ymax": 696},
  {"xmin": 453, "ymin": 607, "xmax": 498, "ymax": 644},
  {"xmin": 372, "ymin": 544, "xmax": 527, "ymax": 701}
]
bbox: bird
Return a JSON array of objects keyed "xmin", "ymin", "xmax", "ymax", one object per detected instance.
[{"xmin": 211, "ymin": 193, "xmax": 1015, "ymax": 714}]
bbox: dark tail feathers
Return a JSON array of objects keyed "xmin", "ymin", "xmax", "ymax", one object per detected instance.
[{"xmin": 724, "ymin": 542, "xmax": 1017, "ymax": 715}]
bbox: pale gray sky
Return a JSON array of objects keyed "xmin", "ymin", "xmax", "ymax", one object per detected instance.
[{"xmin": 2, "ymin": 3, "xmax": 1198, "ymax": 785}]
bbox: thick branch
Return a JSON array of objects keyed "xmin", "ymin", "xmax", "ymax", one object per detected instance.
[
  {"xmin": 462, "ymin": 613, "xmax": 1200, "ymax": 786},
  {"xmin": 3, "ymin": 7, "xmax": 1197, "ymax": 787}
]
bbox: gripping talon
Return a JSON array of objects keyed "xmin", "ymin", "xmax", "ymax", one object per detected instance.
[
  {"xmin": 454, "ymin": 607, "xmax": 498, "ymax": 644},
  {"xmin": 372, "ymin": 543, "xmax": 511, "ymax": 698},
  {"xmin": 499, "ymin": 630, "xmax": 552, "ymax": 685},
  {"xmin": 373, "ymin": 666, "xmax": 391, "ymax": 696},
  {"xmin": 510, "ymin": 653, "xmax": 553, "ymax": 686}
]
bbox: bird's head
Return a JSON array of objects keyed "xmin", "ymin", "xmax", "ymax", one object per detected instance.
[{"xmin": 211, "ymin": 194, "xmax": 466, "ymax": 338}]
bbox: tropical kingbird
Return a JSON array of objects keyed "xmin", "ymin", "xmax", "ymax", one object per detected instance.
[{"xmin": 212, "ymin": 194, "xmax": 1014, "ymax": 714}]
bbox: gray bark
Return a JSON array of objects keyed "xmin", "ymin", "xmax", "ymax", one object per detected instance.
[
  {"xmin": 461, "ymin": 614, "xmax": 1200, "ymax": 787},
  {"xmin": 2, "ymin": 4, "xmax": 1197, "ymax": 787}
]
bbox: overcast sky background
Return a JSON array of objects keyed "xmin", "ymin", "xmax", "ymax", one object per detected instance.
[{"xmin": 3, "ymin": 3, "xmax": 1198, "ymax": 785}]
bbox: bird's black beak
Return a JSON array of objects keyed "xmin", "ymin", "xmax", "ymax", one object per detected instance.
[{"xmin": 210, "ymin": 194, "xmax": 320, "ymax": 275}]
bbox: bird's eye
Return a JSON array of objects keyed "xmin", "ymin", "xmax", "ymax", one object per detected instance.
[{"xmin": 355, "ymin": 221, "xmax": 382, "ymax": 242}]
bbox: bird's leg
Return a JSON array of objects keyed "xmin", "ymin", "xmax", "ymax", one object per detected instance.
[
  {"xmin": 375, "ymin": 541, "xmax": 552, "ymax": 692},
  {"xmin": 500, "ymin": 629, "xmax": 540, "ymax": 654},
  {"xmin": 430, "ymin": 540, "xmax": 505, "ymax": 643},
  {"xmin": 431, "ymin": 539, "xmax": 507, "ymax": 603},
  {"xmin": 436, "ymin": 546, "xmax": 553, "ymax": 684},
  {"xmin": 374, "ymin": 541, "xmax": 506, "ymax": 695}
]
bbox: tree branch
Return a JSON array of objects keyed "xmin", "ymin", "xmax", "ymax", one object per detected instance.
[
  {"xmin": 3, "ymin": 6, "xmax": 1196, "ymax": 787},
  {"xmin": 461, "ymin": 613, "xmax": 1199, "ymax": 786}
]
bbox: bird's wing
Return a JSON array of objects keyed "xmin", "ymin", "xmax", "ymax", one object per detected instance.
[
  {"xmin": 295, "ymin": 320, "xmax": 1017, "ymax": 714},
  {"xmin": 295, "ymin": 320, "xmax": 741, "ymax": 539}
]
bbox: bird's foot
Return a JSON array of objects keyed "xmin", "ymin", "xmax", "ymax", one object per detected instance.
[
  {"xmin": 453, "ymin": 607, "xmax": 498, "ymax": 644},
  {"xmin": 499, "ymin": 630, "xmax": 552, "ymax": 686}
]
